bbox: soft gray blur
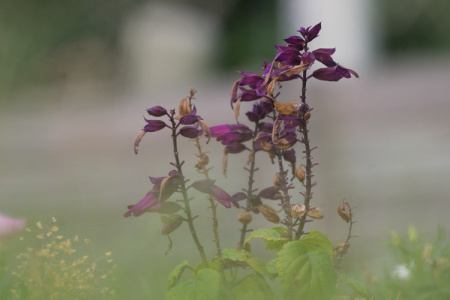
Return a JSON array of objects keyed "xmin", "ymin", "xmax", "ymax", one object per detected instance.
[{"xmin": 1, "ymin": 0, "xmax": 449, "ymax": 298}]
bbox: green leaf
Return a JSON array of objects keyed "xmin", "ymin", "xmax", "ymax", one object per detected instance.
[
  {"xmin": 244, "ymin": 227, "xmax": 288, "ymax": 251},
  {"xmin": 167, "ymin": 260, "xmax": 189, "ymax": 289},
  {"xmin": 166, "ymin": 268, "xmax": 221, "ymax": 300},
  {"xmin": 339, "ymin": 274, "xmax": 371, "ymax": 298},
  {"xmin": 300, "ymin": 230, "xmax": 334, "ymax": 259},
  {"xmin": 234, "ymin": 272, "xmax": 274, "ymax": 300},
  {"xmin": 277, "ymin": 241, "xmax": 336, "ymax": 300},
  {"xmin": 265, "ymin": 259, "xmax": 278, "ymax": 279},
  {"xmin": 221, "ymin": 248, "xmax": 268, "ymax": 276}
]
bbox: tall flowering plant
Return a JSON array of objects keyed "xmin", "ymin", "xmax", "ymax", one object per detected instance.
[{"xmin": 125, "ymin": 23, "xmax": 358, "ymax": 300}]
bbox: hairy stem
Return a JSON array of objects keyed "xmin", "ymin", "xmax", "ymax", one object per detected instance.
[
  {"xmin": 238, "ymin": 122, "xmax": 259, "ymax": 249},
  {"xmin": 170, "ymin": 115, "xmax": 208, "ymax": 266},
  {"xmin": 194, "ymin": 137, "xmax": 222, "ymax": 258},
  {"xmin": 276, "ymin": 152, "xmax": 294, "ymax": 240},
  {"xmin": 295, "ymin": 69, "xmax": 314, "ymax": 240}
]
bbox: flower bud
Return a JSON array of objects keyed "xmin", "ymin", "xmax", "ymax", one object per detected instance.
[
  {"xmin": 291, "ymin": 204, "xmax": 306, "ymax": 218},
  {"xmin": 161, "ymin": 214, "xmax": 183, "ymax": 235},
  {"xmin": 295, "ymin": 165, "xmax": 306, "ymax": 183},
  {"xmin": 337, "ymin": 203, "xmax": 351, "ymax": 223},
  {"xmin": 307, "ymin": 207, "xmax": 324, "ymax": 219},
  {"xmin": 258, "ymin": 205, "xmax": 280, "ymax": 224},
  {"xmin": 238, "ymin": 211, "xmax": 252, "ymax": 225},
  {"xmin": 273, "ymin": 172, "xmax": 283, "ymax": 187}
]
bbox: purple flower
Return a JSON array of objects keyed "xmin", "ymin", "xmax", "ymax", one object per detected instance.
[
  {"xmin": 312, "ymin": 64, "xmax": 359, "ymax": 82},
  {"xmin": 192, "ymin": 180, "xmax": 239, "ymax": 208},
  {"xmin": 282, "ymin": 148, "xmax": 296, "ymax": 163},
  {"xmin": 124, "ymin": 170, "xmax": 183, "ymax": 217},
  {"xmin": 312, "ymin": 48, "xmax": 336, "ymax": 67},
  {"xmin": 124, "ymin": 191, "xmax": 162, "ymax": 217},
  {"xmin": 143, "ymin": 119, "xmax": 167, "ymax": 132},
  {"xmin": 179, "ymin": 126, "xmax": 200, "ymax": 138},
  {"xmin": 274, "ymin": 45, "xmax": 301, "ymax": 66},
  {"xmin": 179, "ymin": 106, "xmax": 199, "ymax": 125},
  {"xmin": 259, "ymin": 186, "xmax": 283, "ymax": 200},
  {"xmin": 0, "ymin": 214, "xmax": 26, "ymax": 242},
  {"xmin": 146, "ymin": 106, "xmax": 168, "ymax": 117},
  {"xmin": 298, "ymin": 22, "xmax": 321, "ymax": 43}
]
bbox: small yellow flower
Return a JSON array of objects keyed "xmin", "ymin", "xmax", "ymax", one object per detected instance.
[
  {"xmin": 105, "ymin": 252, "xmax": 112, "ymax": 256},
  {"xmin": 36, "ymin": 222, "xmax": 43, "ymax": 230}
]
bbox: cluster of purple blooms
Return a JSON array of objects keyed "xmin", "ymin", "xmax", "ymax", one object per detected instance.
[{"xmin": 124, "ymin": 22, "xmax": 358, "ymax": 231}]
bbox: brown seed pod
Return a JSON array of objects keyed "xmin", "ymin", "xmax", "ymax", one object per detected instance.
[
  {"xmin": 304, "ymin": 112, "xmax": 311, "ymax": 121},
  {"xmin": 307, "ymin": 207, "xmax": 324, "ymax": 219},
  {"xmin": 335, "ymin": 242, "xmax": 350, "ymax": 254},
  {"xmin": 337, "ymin": 203, "xmax": 351, "ymax": 223},
  {"xmin": 295, "ymin": 165, "xmax": 306, "ymax": 183},
  {"xmin": 258, "ymin": 205, "xmax": 280, "ymax": 224},
  {"xmin": 238, "ymin": 211, "xmax": 252, "ymax": 225},
  {"xmin": 273, "ymin": 100, "xmax": 297, "ymax": 115},
  {"xmin": 291, "ymin": 204, "xmax": 306, "ymax": 218},
  {"xmin": 273, "ymin": 172, "xmax": 283, "ymax": 187},
  {"xmin": 175, "ymin": 97, "xmax": 190, "ymax": 119}
]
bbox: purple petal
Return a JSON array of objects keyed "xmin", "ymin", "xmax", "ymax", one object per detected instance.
[
  {"xmin": 179, "ymin": 126, "xmax": 200, "ymax": 138},
  {"xmin": 307, "ymin": 22, "xmax": 321, "ymax": 42},
  {"xmin": 259, "ymin": 122, "xmax": 273, "ymax": 133},
  {"xmin": 259, "ymin": 186, "xmax": 282, "ymax": 200},
  {"xmin": 312, "ymin": 67, "xmax": 343, "ymax": 82},
  {"xmin": 246, "ymin": 111, "xmax": 259, "ymax": 123},
  {"xmin": 192, "ymin": 179, "xmax": 216, "ymax": 194},
  {"xmin": 179, "ymin": 114, "xmax": 198, "ymax": 125},
  {"xmin": 211, "ymin": 185, "xmax": 239, "ymax": 208},
  {"xmin": 124, "ymin": 191, "xmax": 161, "ymax": 217},
  {"xmin": 232, "ymin": 192, "xmax": 247, "ymax": 202},
  {"xmin": 146, "ymin": 106, "xmax": 167, "ymax": 117},
  {"xmin": 144, "ymin": 120, "xmax": 167, "ymax": 132},
  {"xmin": 225, "ymin": 143, "xmax": 248, "ymax": 154},
  {"xmin": 282, "ymin": 149, "xmax": 296, "ymax": 163}
]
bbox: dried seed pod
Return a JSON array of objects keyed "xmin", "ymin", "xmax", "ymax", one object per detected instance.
[
  {"xmin": 234, "ymin": 98, "xmax": 241, "ymax": 123},
  {"xmin": 273, "ymin": 172, "xmax": 283, "ymax": 187},
  {"xmin": 304, "ymin": 112, "xmax": 311, "ymax": 121},
  {"xmin": 291, "ymin": 204, "xmax": 306, "ymax": 218},
  {"xmin": 260, "ymin": 141, "xmax": 273, "ymax": 152},
  {"xmin": 307, "ymin": 207, "xmax": 324, "ymax": 219},
  {"xmin": 335, "ymin": 242, "xmax": 350, "ymax": 255},
  {"xmin": 175, "ymin": 97, "xmax": 190, "ymax": 119},
  {"xmin": 238, "ymin": 211, "xmax": 252, "ymax": 225},
  {"xmin": 295, "ymin": 165, "xmax": 306, "ymax": 183},
  {"xmin": 273, "ymin": 100, "xmax": 297, "ymax": 115},
  {"xmin": 337, "ymin": 203, "xmax": 351, "ymax": 223},
  {"xmin": 258, "ymin": 204, "xmax": 280, "ymax": 224}
]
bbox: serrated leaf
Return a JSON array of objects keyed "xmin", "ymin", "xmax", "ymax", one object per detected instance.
[
  {"xmin": 234, "ymin": 272, "xmax": 274, "ymax": 300},
  {"xmin": 300, "ymin": 230, "xmax": 334, "ymax": 259},
  {"xmin": 244, "ymin": 228, "xmax": 288, "ymax": 251},
  {"xmin": 277, "ymin": 241, "xmax": 336, "ymax": 300},
  {"xmin": 265, "ymin": 259, "xmax": 278, "ymax": 279},
  {"xmin": 166, "ymin": 268, "xmax": 221, "ymax": 300},
  {"xmin": 167, "ymin": 260, "xmax": 189, "ymax": 289},
  {"xmin": 221, "ymin": 248, "xmax": 268, "ymax": 276}
]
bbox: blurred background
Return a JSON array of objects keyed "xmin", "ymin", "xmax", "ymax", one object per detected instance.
[{"xmin": 1, "ymin": 0, "xmax": 449, "ymax": 298}]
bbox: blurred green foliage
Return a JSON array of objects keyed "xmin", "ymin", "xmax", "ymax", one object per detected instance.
[
  {"xmin": 0, "ymin": 0, "xmax": 145, "ymax": 97},
  {"xmin": 381, "ymin": 0, "xmax": 450, "ymax": 53}
]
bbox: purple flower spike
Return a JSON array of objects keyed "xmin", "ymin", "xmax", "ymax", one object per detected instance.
[
  {"xmin": 179, "ymin": 126, "xmax": 200, "ymax": 138},
  {"xmin": 147, "ymin": 106, "xmax": 168, "ymax": 117},
  {"xmin": 144, "ymin": 120, "xmax": 167, "ymax": 132}
]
